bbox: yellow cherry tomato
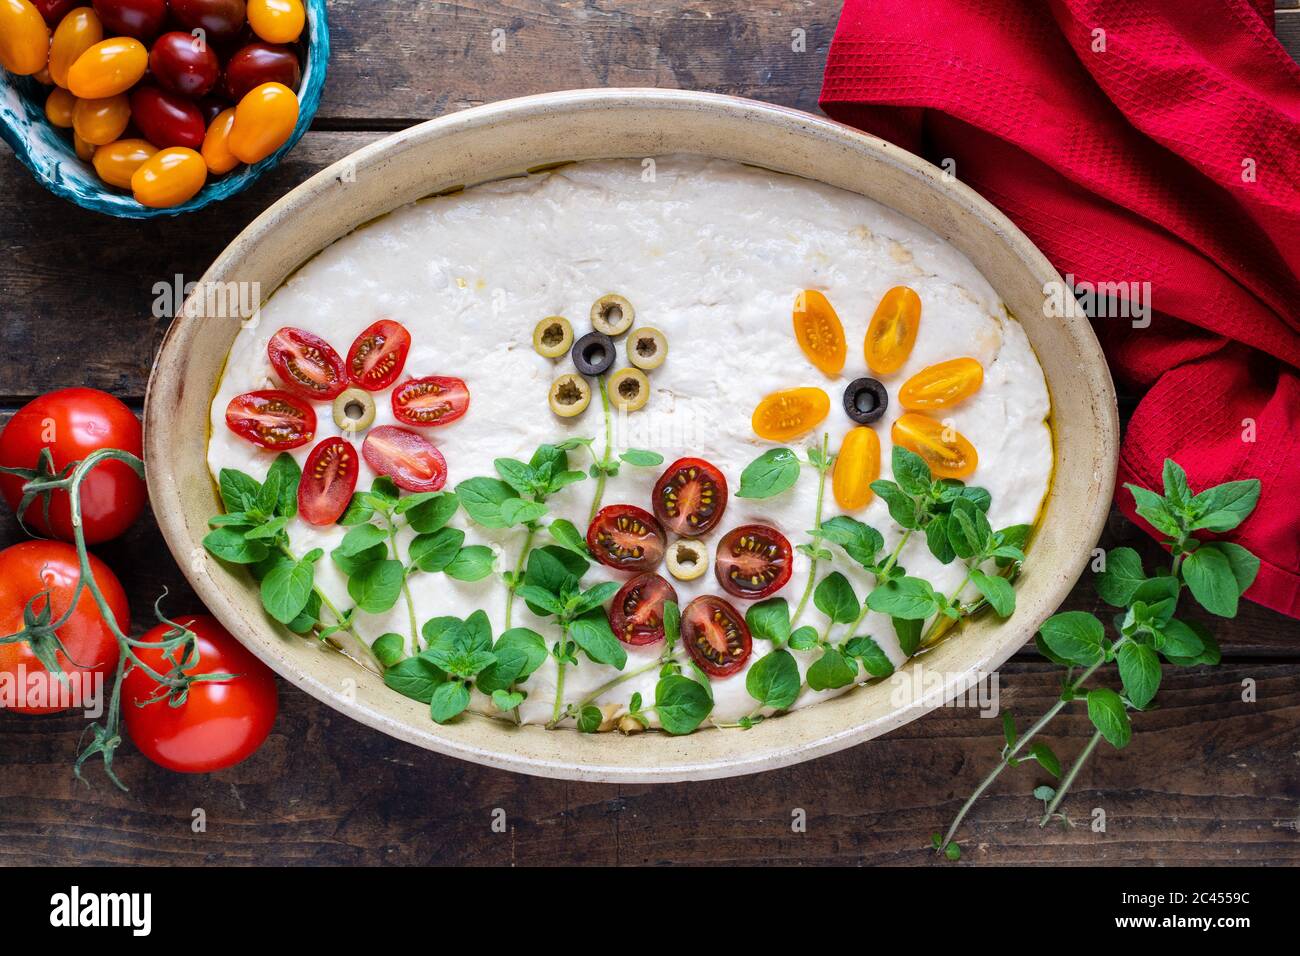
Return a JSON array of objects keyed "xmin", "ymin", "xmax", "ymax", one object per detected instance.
[
  {"xmin": 247, "ymin": 0, "xmax": 305, "ymax": 44},
  {"xmin": 48, "ymin": 6, "xmax": 102, "ymax": 89},
  {"xmin": 201, "ymin": 107, "xmax": 240, "ymax": 174},
  {"xmin": 752, "ymin": 387, "xmax": 831, "ymax": 442},
  {"xmin": 899, "ymin": 357, "xmax": 984, "ymax": 411},
  {"xmin": 33, "ymin": 65, "xmax": 51, "ymax": 83},
  {"xmin": 131, "ymin": 146, "xmax": 207, "ymax": 208},
  {"xmin": 0, "ymin": 0, "xmax": 50, "ymax": 76},
  {"xmin": 832, "ymin": 425, "xmax": 881, "ymax": 512},
  {"xmin": 72, "ymin": 130, "xmax": 95, "ymax": 161},
  {"xmin": 792, "ymin": 289, "xmax": 846, "ymax": 378},
  {"xmin": 92, "ymin": 137, "xmax": 156, "ymax": 189},
  {"xmin": 44, "ymin": 86, "xmax": 76, "ymax": 128},
  {"xmin": 228, "ymin": 81, "xmax": 299, "ymax": 164},
  {"xmin": 72, "ymin": 93, "xmax": 129, "ymax": 146},
  {"xmin": 865, "ymin": 286, "xmax": 922, "ymax": 375},
  {"xmin": 66, "ymin": 37, "xmax": 147, "ymax": 99},
  {"xmin": 891, "ymin": 413, "xmax": 978, "ymax": 480}
]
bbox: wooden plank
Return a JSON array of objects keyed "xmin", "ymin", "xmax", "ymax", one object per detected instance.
[
  {"xmin": 1, "ymin": 660, "xmax": 1295, "ymax": 865},
  {"xmin": 1278, "ymin": 9, "xmax": 1300, "ymax": 55}
]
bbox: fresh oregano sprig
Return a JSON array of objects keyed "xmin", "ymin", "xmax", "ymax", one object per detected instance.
[{"xmin": 933, "ymin": 459, "xmax": 1260, "ymax": 861}]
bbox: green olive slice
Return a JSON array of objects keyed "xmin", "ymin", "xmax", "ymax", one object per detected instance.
[
  {"xmin": 533, "ymin": 315, "xmax": 573, "ymax": 358},
  {"xmin": 332, "ymin": 387, "xmax": 376, "ymax": 434},
  {"xmin": 666, "ymin": 538, "xmax": 708, "ymax": 581},
  {"xmin": 591, "ymin": 293, "xmax": 634, "ymax": 337},
  {"xmin": 607, "ymin": 367, "xmax": 650, "ymax": 412},
  {"xmin": 627, "ymin": 327, "xmax": 667, "ymax": 370},
  {"xmin": 549, "ymin": 373, "xmax": 592, "ymax": 417}
]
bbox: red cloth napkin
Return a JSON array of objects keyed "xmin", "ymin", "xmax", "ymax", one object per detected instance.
[{"xmin": 820, "ymin": 0, "xmax": 1300, "ymax": 618}]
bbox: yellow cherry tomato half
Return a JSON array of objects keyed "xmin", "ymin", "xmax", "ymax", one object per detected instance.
[
  {"xmin": 92, "ymin": 137, "xmax": 156, "ymax": 189},
  {"xmin": 247, "ymin": 0, "xmax": 305, "ymax": 44},
  {"xmin": 751, "ymin": 387, "xmax": 831, "ymax": 442},
  {"xmin": 792, "ymin": 289, "xmax": 846, "ymax": 378},
  {"xmin": 72, "ymin": 93, "xmax": 129, "ymax": 146},
  {"xmin": 228, "ymin": 81, "xmax": 299, "ymax": 164},
  {"xmin": 0, "ymin": 0, "xmax": 51, "ymax": 76},
  {"xmin": 72, "ymin": 130, "xmax": 95, "ymax": 161},
  {"xmin": 66, "ymin": 37, "xmax": 147, "ymax": 99},
  {"xmin": 201, "ymin": 107, "xmax": 240, "ymax": 175},
  {"xmin": 131, "ymin": 146, "xmax": 207, "ymax": 208},
  {"xmin": 865, "ymin": 286, "xmax": 922, "ymax": 375},
  {"xmin": 49, "ymin": 6, "xmax": 102, "ymax": 89},
  {"xmin": 899, "ymin": 357, "xmax": 985, "ymax": 411},
  {"xmin": 891, "ymin": 413, "xmax": 978, "ymax": 480},
  {"xmin": 832, "ymin": 425, "xmax": 881, "ymax": 512},
  {"xmin": 44, "ymin": 86, "xmax": 76, "ymax": 128}
]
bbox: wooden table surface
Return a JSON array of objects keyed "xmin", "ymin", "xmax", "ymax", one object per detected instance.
[{"xmin": 1, "ymin": 1, "xmax": 1298, "ymax": 867}]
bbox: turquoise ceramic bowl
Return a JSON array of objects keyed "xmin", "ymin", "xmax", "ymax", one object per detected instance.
[{"xmin": 0, "ymin": 1, "xmax": 329, "ymax": 218}]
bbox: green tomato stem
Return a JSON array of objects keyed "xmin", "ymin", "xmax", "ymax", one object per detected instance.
[
  {"xmin": 791, "ymin": 433, "xmax": 831, "ymax": 626},
  {"xmin": 1038, "ymin": 729, "xmax": 1104, "ymax": 827},
  {"xmin": 386, "ymin": 516, "xmax": 420, "ymax": 655},
  {"xmin": 504, "ymin": 523, "xmax": 538, "ymax": 631},
  {"xmin": 587, "ymin": 376, "xmax": 613, "ymax": 523}
]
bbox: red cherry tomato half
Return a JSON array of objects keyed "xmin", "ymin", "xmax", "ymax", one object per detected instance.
[
  {"xmin": 609, "ymin": 572, "xmax": 678, "ymax": 646},
  {"xmin": 0, "ymin": 541, "xmax": 128, "ymax": 714},
  {"xmin": 33, "ymin": 0, "xmax": 78, "ymax": 25},
  {"xmin": 170, "ymin": 0, "xmax": 248, "ymax": 42},
  {"xmin": 92, "ymin": 0, "xmax": 167, "ymax": 39},
  {"xmin": 130, "ymin": 85, "xmax": 206, "ymax": 150},
  {"xmin": 361, "ymin": 426, "xmax": 447, "ymax": 493},
  {"xmin": 715, "ymin": 524, "xmax": 793, "ymax": 600},
  {"xmin": 682, "ymin": 595, "xmax": 752, "ymax": 677},
  {"xmin": 299, "ymin": 437, "xmax": 359, "ymax": 525},
  {"xmin": 224, "ymin": 389, "xmax": 315, "ymax": 450},
  {"xmin": 122, "ymin": 614, "xmax": 278, "ymax": 773},
  {"xmin": 223, "ymin": 41, "xmax": 301, "ymax": 101},
  {"xmin": 586, "ymin": 504, "xmax": 666, "ymax": 574},
  {"xmin": 346, "ymin": 319, "xmax": 411, "ymax": 391},
  {"xmin": 267, "ymin": 326, "xmax": 347, "ymax": 400},
  {"xmin": 0, "ymin": 387, "xmax": 145, "ymax": 544},
  {"xmin": 391, "ymin": 376, "xmax": 470, "ymax": 427},
  {"xmin": 149, "ymin": 31, "xmax": 221, "ymax": 97},
  {"xmin": 652, "ymin": 456, "xmax": 728, "ymax": 537}
]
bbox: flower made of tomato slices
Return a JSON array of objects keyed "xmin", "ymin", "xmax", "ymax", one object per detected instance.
[
  {"xmin": 750, "ymin": 287, "xmax": 984, "ymax": 512},
  {"xmin": 223, "ymin": 319, "xmax": 470, "ymax": 525}
]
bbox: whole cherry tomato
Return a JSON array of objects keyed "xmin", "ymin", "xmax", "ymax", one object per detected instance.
[
  {"xmin": 73, "ymin": 129, "xmax": 96, "ymax": 160},
  {"xmin": 223, "ymin": 41, "xmax": 300, "ymax": 101},
  {"xmin": 92, "ymin": 136, "xmax": 156, "ymax": 187},
  {"xmin": 92, "ymin": 0, "xmax": 165, "ymax": 40},
  {"xmin": 72, "ymin": 92, "xmax": 130, "ymax": 146},
  {"xmin": 131, "ymin": 145, "xmax": 207, "ymax": 207},
  {"xmin": 149, "ymin": 31, "xmax": 220, "ymax": 97},
  {"xmin": 196, "ymin": 95, "xmax": 226, "ymax": 126},
  {"xmin": 200, "ymin": 106, "xmax": 239, "ymax": 174},
  {"xmin": 44, "ymin": 86, "xmax": 76, "ymax": 127},
  {"xmin": 32, "ymin": 0, "xmax": 77, "ymax": 24},
  {"xmin": 246, "ymin": 0, "xmax": 302, "ymax": 44},
  {"xmin": 49, "ymin": 6, "xmax": 103, "ymax": 88},
  {"xmin": 227, "ymin": 80, "xmax": 298, "ymax": 163},
  {"xmin": 122, "ymin": 615, "xmax": 278, "ymax": 773},
  {"xmin": 130, "ymin": 85, "xmax": 205, "ymax": 149},
  {"xmin": 170, "ymin": 0, "xmax": 247, "ymax": 42},
  {"xmin": 0, "ymin": 0, "xmax": 51, "ymax": 76},
  {"xmin": 66, "ymin": 36, "xmax": 148, "ymax": 98},
  {"xmin": 0, "ymin": 541, "xmax": 128, "ymax": 714},
  {"xmin": 0, "ymin": 388, "xmax": 145, "ymax": 544}
]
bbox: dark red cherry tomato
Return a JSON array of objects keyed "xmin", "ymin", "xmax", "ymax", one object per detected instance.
[
  {"xmin": 170, "ymin": 0, "xmax": 248, "ymax": 42},
  {"xmin": 223, "ymin": 41, "xmax": 301, "ymax": 101},
  {"xmin": 586, "ymin": 505, "xmax": 666, "ymax": 573},
  {"xmin": 652, "ymin": 456, "xmax": 728, "ymax": 536},
  {"xmin": 267, "ymin": 326, "xmax": 346, "ymax": 400},
  {"xmin": 149, "ymin": 31, "xmax": 221, "ymax": 97},
  {"xmin": 609, "ymin": 573, "xmax": 678, "ymax": 646},
  {"xmin": 715, "ymin": 524, "xmax": 794, "ymax": 599},
  {"xmin": 130, "ymin": 85, "xmax": 205, "ymax": 149},
  {"xmin": 361, "ymin": 426, "xmax": 446, "ymax": 493},
  {"xmin": 93, "ymin": 0, "xmax": 167, "ymax": 40},
  {"xmin": 122, "ymin": 615, "xmax": 278, "ymax": 773},
  {"xmin": 682, "ymin": 595, "xmax": 751, "ymax": 677},
  {"xmin": 225, "ymin": 390, "xmax": 315, "ymax": 450},
  {"xmin": 33, "ymin": 0, "xmax": 78, "ymax": 25},
  {"xmin": 197, "ymin": 95, "xmax": 226, "ymax": 126},
  {"xmin": 299, "ymin": 437, "xmax": 359, "ymax": 525},
  {"xmin": 347, "ymin": 319, "xmax": 411, "ymax": 391},
  {"xmin": 391, "ymin": 376, "xmax": 469, "ymax": 427},
  {"xmin": 0, "ymin": 388, "xmax": 145, "ymax": 544}
]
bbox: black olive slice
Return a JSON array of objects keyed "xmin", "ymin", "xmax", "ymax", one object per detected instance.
[
  {"xmin": 572, "ymin": 331, "xmax": 616, "ymax": 376},
  {"xmin": 843, "ymin": 377, "xmax": 889, "ymax": 424}
]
